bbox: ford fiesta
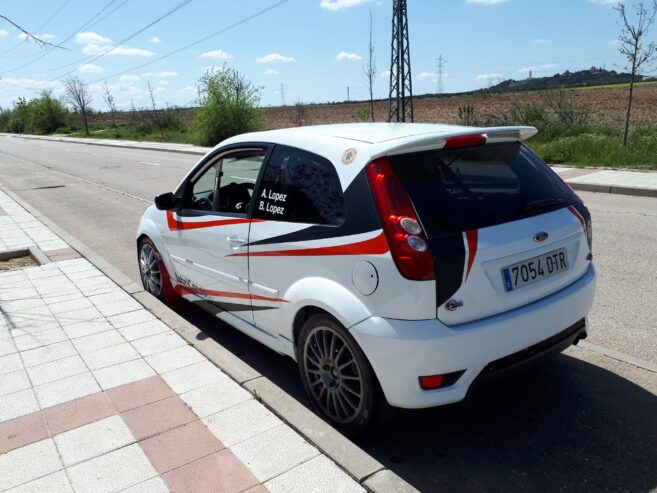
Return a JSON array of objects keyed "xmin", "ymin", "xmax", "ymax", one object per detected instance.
[{"xmin": 137, "ymin": 123, "xmax": 596, "ymax": 435}]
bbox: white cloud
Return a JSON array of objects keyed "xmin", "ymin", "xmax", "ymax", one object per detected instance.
[
  {"xmin": 153, "ymin": 87, "xmax": 166, "ymax": 94},
  {"xmin": 149, "ymin": 36, "xmax": 160, "ymax": 44},
  {"xmin": 466, "ymin": 0, "xmax": 509, "ymax": 4},
  {"xmin": 17, "ymin": 32, "xmax": 56, "ymax": 41},
  {"xmin": 336, "ymin": 51, "xmax": 362, "ymax": 61},
  {"xmin": 78, "ymin": 63, "xmax": 104, "ymax": 73},
  {"xmin": 119, "ymin": 75, "xmax": 140, "ymax": 82},
  {"xmin": 534, "ymin": 38, "xmax": 552, "ymax": 44},
  {"xmin": 379, "ymin": 70, "xmax": 391, "ymax": 78},
  {"xmin": 157, "ymin": 80, "xmax": 168, "ymax": 86},
  {"xmin": 200, "ymin": 49, "xmax": 233, "ymax": 59},
  {"xmin": 476, "ymin": 73, "xmax": 505, "ymax": 83},
  {"xmin": 82, "ymin": 44, "xmax": 154, "ymax": 56},
  {"xmin": 40, "ymin": 33, "xmax": 56, "ymax": 40},
  {"xmin": 75, "ymin": 31, "xmax": 111, "ymax": 44},
  {"xmin": 264, "ymin": 68, "xmax": 280, "ymax": 75},
  {"xmin": 418, "ymin": 71, "xmax": 438, "ymax": 81},
  {"xmin": 256, "ymin": 52, "xmax": 296, "ymax": 63},
  {"xmin": 142, "ymin": 71, "xmax": 177, "ymax": 77},
  {"xmin": 0, "ymin": 29, "xmax": 8, "ymax": 37},
  {"xmin": 518, "ymin": 63, "xmax": 556, "ymax": 73},
  {"xmin": 320, "ymin": 0, "xmax": 368, "ymax": 10},
  {"xmin": 179, "ymin": 86, "xmax": 196, "ymax": 94},
  {"xmin": 610, "ymin": 38, "xmax": 620, "ymax": 45}
]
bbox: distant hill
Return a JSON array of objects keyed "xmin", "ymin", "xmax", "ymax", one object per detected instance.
[{"xmin": 484, "ymin": 67, "xmax": 643, "ymax": 93}]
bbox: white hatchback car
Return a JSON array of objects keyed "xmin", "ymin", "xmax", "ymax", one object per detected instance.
[{"xmin": 137, "ymin": 123, "xmax": 596, "ymax": 434}]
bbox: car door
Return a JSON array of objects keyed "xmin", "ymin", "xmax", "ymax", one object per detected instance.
[{"xmin": 163, "ymin": 146, "xmax": 269, "ymax": 324}]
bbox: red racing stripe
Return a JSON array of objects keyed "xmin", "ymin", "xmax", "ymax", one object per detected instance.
[
  {"xmin": 228, "ymin": 231, "xmax": 389, "ymax": 257},
  {"xmin": 174, "ymin": 284, "xmax": 288, "ymax": 303},
  {"xmin": 166, "ymin": 211, "xmax": 262, "ymax": 231},
  {"xmin": 464, "ymin": 229, "xmax": 478, "ymax": 281}
]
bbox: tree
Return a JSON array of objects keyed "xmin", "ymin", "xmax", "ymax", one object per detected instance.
[
  {"xmin": 614, "ymin": 0, "xmax": 657, "ymax": 146},
  {"xmin": 0, "ymin": 15, "xmax": 66, "ymax": 51},
  {"xmin": 192, "ymin": 65, "xmax": 263, "ymax": 146},
  {"xmin": 102, "ymin": 82, "xmax": 119, "ymax": 138},
  {"xmin": 362, "ymin": 10, "xmax": 377, "ymax": 122},
  {"xmin": 64, "ymin": 75, "xmax": 92, "ymax": 136},
  {"xmin": 147, "ymin": 82, "xmax": 165, "ymax": 140}
]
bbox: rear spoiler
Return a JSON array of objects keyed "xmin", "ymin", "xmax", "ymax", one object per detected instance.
[{"xmin": 375, "ymin": 126, "xmax": 538, "ymax": 158}]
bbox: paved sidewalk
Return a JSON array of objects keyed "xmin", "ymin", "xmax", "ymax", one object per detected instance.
[{"xmin": 0, "ymin": 189, "xmax": 363, "ymax": 492}]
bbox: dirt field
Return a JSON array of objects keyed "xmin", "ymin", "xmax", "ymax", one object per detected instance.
[{"xmin": 87, "ymin": 85, "xmax": 657, "ymax": 130}]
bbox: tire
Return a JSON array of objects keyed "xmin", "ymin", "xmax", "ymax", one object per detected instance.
[
  {"xmin": 297, "ymin": 313, "xmax": 387, "ymax": 436},
  {"xmin": 138, "ymin": 237, "xmax": 183, "ymax": 309}
]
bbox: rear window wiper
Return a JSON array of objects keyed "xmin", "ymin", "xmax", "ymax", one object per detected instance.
[{"xmin": 519, "ymin": 198, "xmax": 567, "ymax": 213}]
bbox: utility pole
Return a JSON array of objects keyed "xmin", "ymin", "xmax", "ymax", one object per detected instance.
[
  {"xmin": 280, "ymin": 83, "xmax": 286, "ymax": 106},
  {"xmin": 347, "ymin": 86, "xmax": 350, "ymax": 101},
  {"xmin": 436, "ymin": 54, "xmax": 445, "ymax": 94},
  {"xmin": 388, "ymin": 0, "xmax": 414, "ymax": 122}
]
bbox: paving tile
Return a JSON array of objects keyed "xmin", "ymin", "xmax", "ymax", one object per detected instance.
[
  {"xmin": 0, "ymin": 337, "xmax": 17, "ymax": 357},
  {"xmin": 54, "ymin": 306, "xmax": 103, "ymax": 325},
  {"xmin": 140, "ymin": 419, "xmax": 224, "ymax": 473},
  {"xmin": 0, "ymin": 388, "xmax": 40, "ymax": 423},
  {"xmin": 42, "ymin": 392, "xmax": 116, "ymax": 436},
  {"xmin": 96, "ymin": 299, "xmax": 143, "ymax": 317},
  {"xmin": 121, "ymin": 477, "xmax": 170, "ymax": 493},
  {"xmin": 47, "ymin": 298, "xmax": 93, "ymax": 315},
  {"xmin": 0, "ymin": 369, "xmax": 31, "ymax": 397},
  {"xmin": 131, "ymin": 332, "xmax": 187, "ymax": 358},
  {"xmin": 61, "ymin": 319, "xmax": 113, "ymax": 339},
  {"xmin": 0, "ymin": 353, "xmax": 23, "ymax": 375},
  {"xmin": 26, "ymin": 355, "xmax": 89, "ymax": 386},
  {"xmin": 106, "ymin": 375, "xmax": 175, "ymax": 412},
  {"xmin": 162, "ymin": 448, "xmax": 258, "ymax": 493},
  {"xmin": 0, "ymin": 411, "xmax": 49, "ymax": 454},
  {"xmin": 13, "ymin": 328, "xmax": 68, "ymax": 351},
  {"xmin": 230, "ymin": 425, "xmax": 320, "ymax": 482},
  {"xmin": 108, "ymin": 310, "xmax": 155, "ymax": 329},
  {"xmin": 121, "ymin": 396, "xmax": 196, "ymax": 440},
  {"xmin": 67, "ymin": 442, "xmax": 158, "ymax": 493},
  {"xmin": 88, "ymin": 291, "xmax": 134, "ymax": 307},
  {"xmin": 203, "ymin": 399, "xmax": 283, "ymax": 447},
  {"xmin": 180, "ymin": 380, "xmax": 252, "ymax": 419},
  {"xmin": 161, "ymin": 360, "xmax": 227, "ymax": 394},
  {"xmin": 34, "ymin": 372, "xmax": 101, "ymax": 409},
  {"xmin": 242, "ymin": 485, "xmax": 269, "ymax": 493},
  {"xmin": 118, "ymin": 319, "xmax": 170, "ymax": 342},
  {"xmin": 72, "ymin": 329, "xmax": 126, "ymax": 353},
  {"xmin": 21, "ymin": 341, "xmax": 77, "ymax": 368},
  {"xmin": 145, "ymin": 345, "xmax": 206, "ymax": 374},
  {"xmin": 54, "ymin": 415, "xmax": 135, "ymax": 466},
  {"xmin": 265, "ymin": 455, "xmax": 364, "ymax": 493},
  {"xmin": 93, "ymin": 359, "xmax": 155, "ymax": 390},
  {"xmin": 5, "ymin": 470, "xmax": 74, "ymax": 493},
  {"xmin": 0, "ymin": 438, "xmax": 63, "ymax": 491},
  {"xmin": 81, "ymin": 342, "xmax": 140, "ymax": 370}
]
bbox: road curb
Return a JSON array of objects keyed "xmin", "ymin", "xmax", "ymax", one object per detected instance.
[
  {"xmin": 9, "ymin": 134, "xmax": 208, "ymax": 156},
  {"xmin": 568, "ymin": 182, "xmax": 657, "ymax": 199},
  {"xmin": 0, "ymin": 184, "xmax": 418, "ymax": 493},
  {"xmin": 578, "ymin": 341, "xmax": 657, "ymax": 373}
]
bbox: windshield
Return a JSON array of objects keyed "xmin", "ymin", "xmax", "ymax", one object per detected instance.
[{"xmin": 389, "ymin": 142, "xmax": 578, "ymax": 237}]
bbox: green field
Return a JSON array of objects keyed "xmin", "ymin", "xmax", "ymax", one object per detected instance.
[
  {"xmin": 63, "ymin": 124, "xmax": 195, "ymax": 144},
  {"xmin": 571, "ymin": 80, "xmax": 657, "ymax": 91}
]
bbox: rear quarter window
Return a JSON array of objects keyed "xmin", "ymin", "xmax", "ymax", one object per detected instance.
[
  {"xmin": 253, "ymin": 145, "xmax": 346, "ymax": 225},
  {"xmin": 390, "ymin": 142, "xmax": 578, "ymax": 236}
]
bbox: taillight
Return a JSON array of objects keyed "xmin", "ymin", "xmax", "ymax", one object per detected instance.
[
  {"xmin": 365, "ymin": 158, "xmax": 435, "ymax": 281},
  {"xmin": 443, "ymin": 133, "xmax": 486, "ymax": 149}
]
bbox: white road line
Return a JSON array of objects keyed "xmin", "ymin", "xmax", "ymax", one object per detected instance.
[{"xmin": 140, "ymin": 161, "xmax": 161, "ymax": 166}]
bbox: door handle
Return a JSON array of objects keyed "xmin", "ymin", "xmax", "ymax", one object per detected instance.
[{"xmin": 226, "ymin": 236, "xmax": 246, "ymax": 249}]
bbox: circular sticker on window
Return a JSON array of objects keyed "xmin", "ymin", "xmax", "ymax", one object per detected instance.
[{"xmin": 341, "ymin": 148, "xmax": 358, "ymax": 165}]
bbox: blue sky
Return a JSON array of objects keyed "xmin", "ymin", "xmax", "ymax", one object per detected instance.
[{"xmin": 0, "ymin": 0, "xmax": 630, "ymax": 110}]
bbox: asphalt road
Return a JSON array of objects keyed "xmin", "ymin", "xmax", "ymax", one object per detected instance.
[{"xmin": 1, "ymin": 135, "xmax": 656, "ymax": 493}]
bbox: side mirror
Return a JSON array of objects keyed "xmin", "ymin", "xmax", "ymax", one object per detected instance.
[{"xmin": 154, "ymin": 192, "xmax": 178, "ymax": 211}]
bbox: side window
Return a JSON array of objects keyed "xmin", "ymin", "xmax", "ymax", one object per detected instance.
[
  {"xmin": 185, "ymin": 149, "xmax": 266, "ymax": 214},
  {"xmin": 254, "ymin": 145, "xmax": 345, "ymax": 225}
]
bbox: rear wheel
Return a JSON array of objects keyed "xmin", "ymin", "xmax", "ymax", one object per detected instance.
[
  {"xmin": 138, "ymin": 237, "xmax": 183, "ymax": 309},
  {"xmin": 297, "ymin": 313, "xmax": 386, "ymax": 436}
]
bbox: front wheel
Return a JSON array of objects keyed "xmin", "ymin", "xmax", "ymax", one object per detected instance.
[
  {"xmin": 297, "ymin": 313, "xmax": 386, "ymax": 436},
  {"xmin": 138, "ymin": 237, "xmax": 183, "ymax": 309}
]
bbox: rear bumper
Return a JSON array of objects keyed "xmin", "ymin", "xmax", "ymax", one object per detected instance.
[{"xmin": 350, "ymin": 265, "xmax": 596, "ymax": 409}]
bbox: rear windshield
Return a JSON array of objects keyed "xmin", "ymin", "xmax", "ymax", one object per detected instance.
[{"xmin": 389, "ymin": 142, "xmax": 578, "ymax": 237}]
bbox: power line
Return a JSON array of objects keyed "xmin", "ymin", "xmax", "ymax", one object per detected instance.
[{"xmin": 4, "ymin": 0, "xmax": 121, "ymax": 73}]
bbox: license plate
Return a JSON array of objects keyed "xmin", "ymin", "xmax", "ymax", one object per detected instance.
[{"xmin": 502, "ymin": 248, "xmax": 568, "ymax": 292}]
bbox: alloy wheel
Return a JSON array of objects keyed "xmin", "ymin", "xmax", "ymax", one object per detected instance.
[{"xmin": 139, "ymin": 243, "xmax": 162, "ymax": 297}]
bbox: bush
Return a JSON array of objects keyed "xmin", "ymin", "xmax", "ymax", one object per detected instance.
[
  {"xmin": 4, "ymin": 92, "xmax": 69, "ymax": 134},
  {"xmin": 458, "ymin": 103, "xmax": 476, "ymax": 126},
  {"xmin": 191, "ymin": 66, "xmax": 263, "ymax": 146}
]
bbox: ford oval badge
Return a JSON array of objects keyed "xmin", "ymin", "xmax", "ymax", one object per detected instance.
[{"xmin": 533, "ymin": 231, "xmax": 549, "ymax": 243}]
